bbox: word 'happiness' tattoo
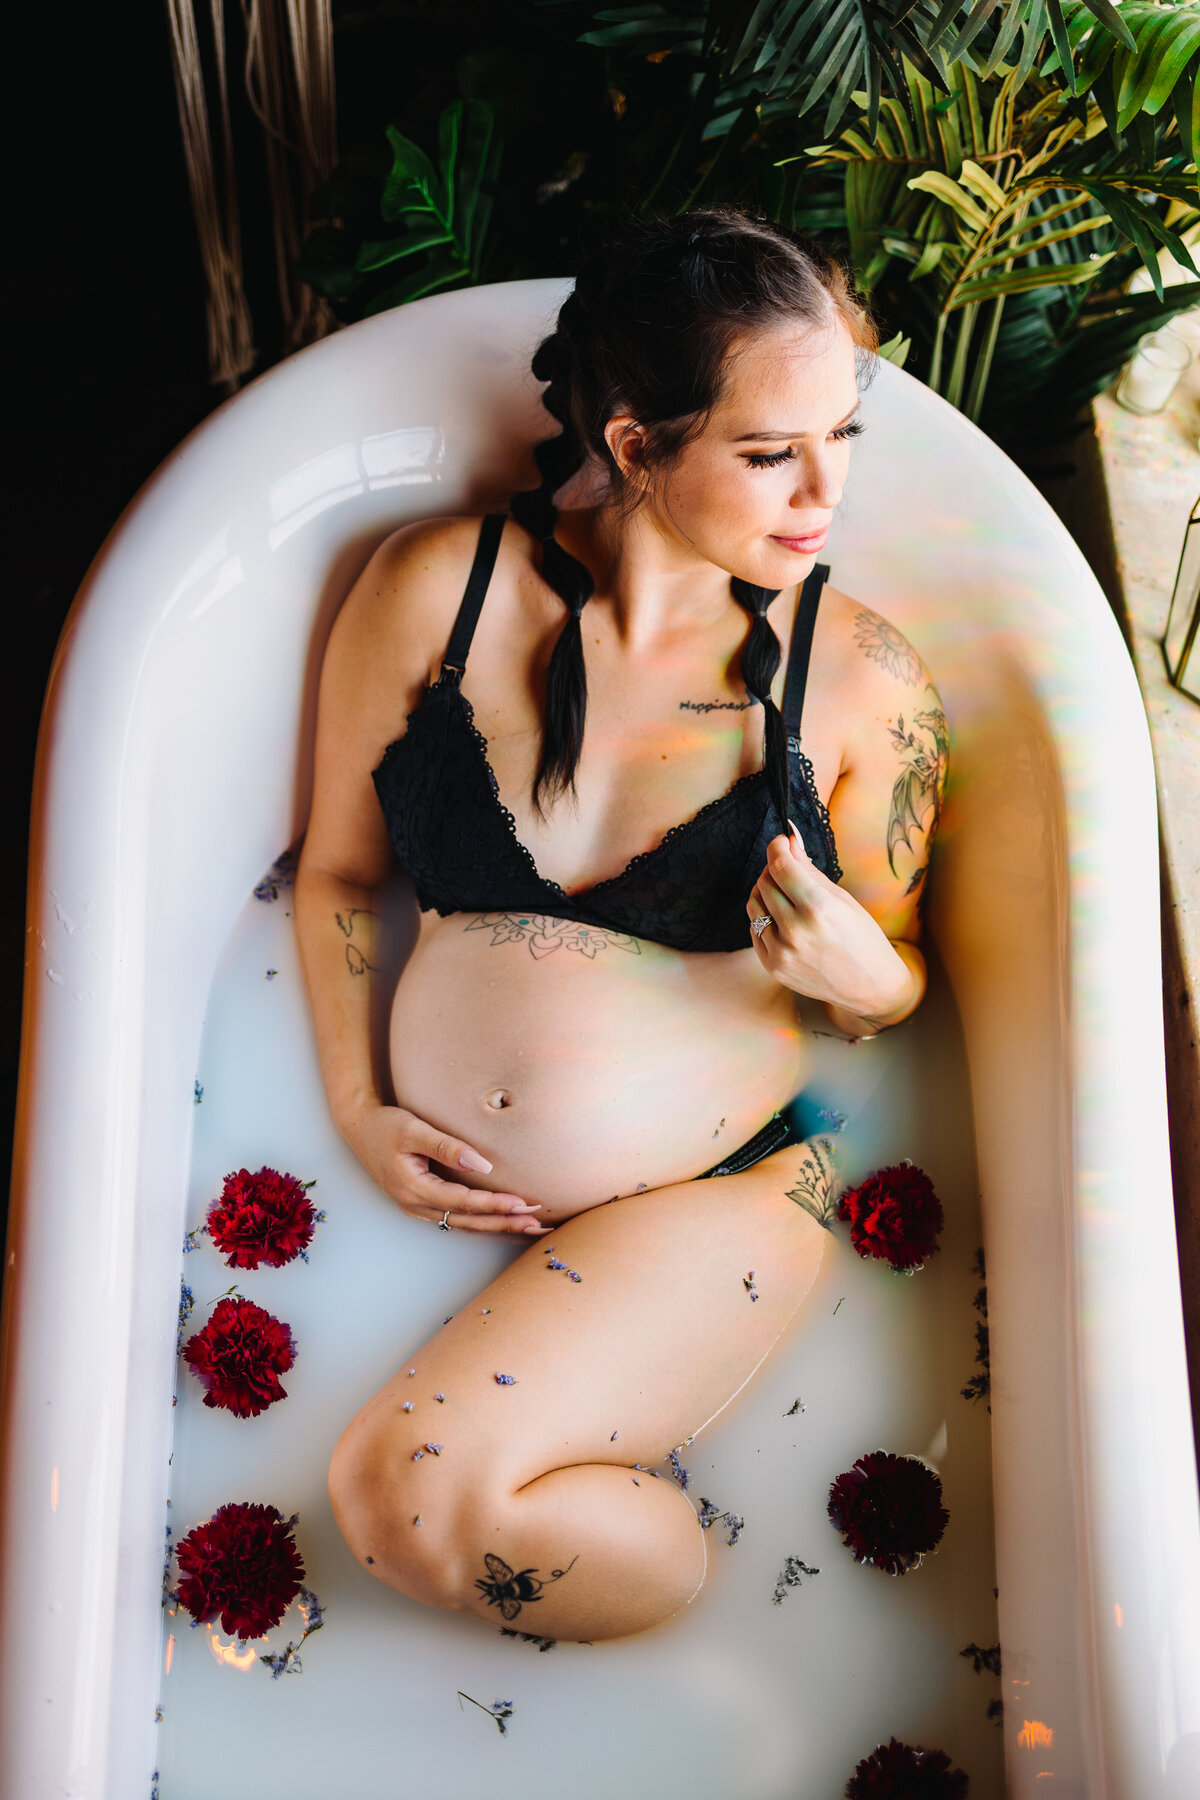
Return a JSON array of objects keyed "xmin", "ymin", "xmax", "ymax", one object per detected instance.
[
  {"xmin": 335, "ymin": 908, "xmax": 378, "ymax": 976},
  {"xmin": 786, "ymin": 1137, "xmax": 839, "ymax": 1229},
  {"xmin": 465, "ymin": 913, "xmax": 641, "ymax": 960},
  {"xmin": 679, "ymin": 697, "xmax": 754, "ymax": 713},
  {"xmin": 853, "ymin": 607, "xmax": 923, "ymax": 686},
  {"xmin": 474, "ymin": 1553, "xmax": 579, "ymax": 1621},
  {"xmin": 887, "ymin": 686, "xmax": 949, "ymax": 905}
]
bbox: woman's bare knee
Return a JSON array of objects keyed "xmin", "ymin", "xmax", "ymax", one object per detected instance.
[{"xmin": 328, "ymin": 1412, "xmax": 482, "ymax": 1610}]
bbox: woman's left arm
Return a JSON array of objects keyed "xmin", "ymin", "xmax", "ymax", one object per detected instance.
[{"xmin": 747, "ymin": 615, "xmax": 949, "ymax": 1037}]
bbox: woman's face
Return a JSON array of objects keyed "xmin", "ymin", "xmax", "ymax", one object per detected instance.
[{"xmin": 613, "ymin": 316, "xmax": 863, "ymax": 590}]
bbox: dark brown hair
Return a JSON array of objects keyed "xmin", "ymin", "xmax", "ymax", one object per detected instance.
[{"xmin": 511, "ymin": 207, "xmax": 878, "ymax": 820}]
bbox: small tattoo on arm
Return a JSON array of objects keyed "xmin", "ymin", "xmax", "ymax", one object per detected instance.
[
  {"xmin": 853, "ymin": 608, "xmax": 923, "ymax": 685},
  {"xmin": 464, "ymin": 913, "xmax": 641, "ymax": 960},
  {"xmin": 474, "ymin": 1553, "xmax": 579, "ymax": 1621},
  {"xmin": 786, "ymin": 1137, "xmax": 839, "ymax": 1228},
  {"xmin": 679, "ymin": 697, "xmax": 754, "ymax": 713},
  {"xmin": 886, "ymin": 686, "xmax": 949, "ymax": 887},
  {"xmin": 334, "ymin": 908, "xmax": 379, "ymax": 976}
]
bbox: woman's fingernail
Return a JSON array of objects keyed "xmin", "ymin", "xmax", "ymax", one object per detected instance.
[
  {"xmin": 511, "ymin": 1202, "xmax": 542, "ymax": 1213},
  {"xmin": 458, "ymin": 1147, "xmax": 493, "ymax": 1173},
  {"xmin": 523, "ymin": 1222, "xmax": 548, "ymax": 1234}
]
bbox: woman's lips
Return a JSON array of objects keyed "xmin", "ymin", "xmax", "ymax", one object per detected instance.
[{"xmin": 771, "ymin": 527, "xmax": 828, "ymax": 552}]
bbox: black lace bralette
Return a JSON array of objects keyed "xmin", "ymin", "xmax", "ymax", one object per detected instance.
[{"xmin": 372, "ymin": 513, "xmax": 843, "ymax": 954}]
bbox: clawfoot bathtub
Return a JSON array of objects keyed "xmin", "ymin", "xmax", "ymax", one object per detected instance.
[{"xmin": 3, "ymin": 279, "xmax": 1197, "ymax": 1798}]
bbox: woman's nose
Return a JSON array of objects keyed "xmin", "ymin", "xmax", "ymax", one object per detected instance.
[{"xmin": 790, "ymin": 453, "xmax": 842, "ymax": 512}]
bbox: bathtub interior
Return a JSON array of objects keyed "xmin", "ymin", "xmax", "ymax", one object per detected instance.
[
  {"xmin": 6, "ymin": 278, "xmax": 1198, "ymax": 1800},
  {"xmin": 157, "ymin": 875, "xmax": 1000, "ymax": 1800}
]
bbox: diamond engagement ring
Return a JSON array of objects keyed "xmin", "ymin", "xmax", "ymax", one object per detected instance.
[
  {"xmin": 751, "ymin": 914, "xmax": 774, "ymax": 939},
  {"xmin": 438, "ymin": 1210, "xmax": 453, "ymax": 1231}
]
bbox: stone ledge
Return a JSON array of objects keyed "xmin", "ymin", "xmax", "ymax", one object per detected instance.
[{"xmin": 1090, "ymin": 371, "xmax": 1199, "ymax": 1459}]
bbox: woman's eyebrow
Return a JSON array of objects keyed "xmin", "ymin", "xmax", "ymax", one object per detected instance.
[{"xmin": 732, "ymin": 405, "xmax": 862, "ymax": 442}]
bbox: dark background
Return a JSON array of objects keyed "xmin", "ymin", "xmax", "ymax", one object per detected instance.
[{"xmin": 5, "ymin": 10, "xmax": 221, "ymax": 1252}]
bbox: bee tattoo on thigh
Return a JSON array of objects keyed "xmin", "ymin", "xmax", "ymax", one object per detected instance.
[{"xmin": 475, "ymin": 1553, "xmax": 579, "ymax": 1621}]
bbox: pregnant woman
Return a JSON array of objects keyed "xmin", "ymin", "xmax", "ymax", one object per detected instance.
[{"xmin": 295, "ymin": 209, "xmax": 948, "ymax": 1644}]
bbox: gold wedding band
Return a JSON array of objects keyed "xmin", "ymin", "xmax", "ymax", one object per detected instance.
[{"xmin": 751, "ymin": 914, "xmax": 774, "ymax": 939}]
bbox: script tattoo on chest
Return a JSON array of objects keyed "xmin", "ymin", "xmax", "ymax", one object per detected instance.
[
  {"xmin": 679, "ymin": 697, "xmax": 754, "ymax": 713},
  {"xmin": 853, "ymin": 607, "xmax": 923, "ymax": 685},
  {"xmin": 334, "ymin": 907, "xmax": 378, "ymax": 976},
  {"xmin": 464, "ymin": 913, "xmax": 642, "ymax": 960}
]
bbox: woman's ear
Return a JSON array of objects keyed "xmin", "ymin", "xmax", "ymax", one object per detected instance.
[{"xmin": 603, "ymin": 414, "xmax": 647, "ymax": 479}]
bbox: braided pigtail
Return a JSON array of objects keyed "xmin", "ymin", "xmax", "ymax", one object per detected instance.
[
  {"xmin": 731, "ymin": 578, "xmax": 790, "ymax": 830},
  {"xmin": 510, "ymin": 320, "xmax": 594, "ymax": 815}
]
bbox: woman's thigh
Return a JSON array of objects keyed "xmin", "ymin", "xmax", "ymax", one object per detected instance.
[{"xmin": 343, "ymin": 1136, "xmax": 841, "ymax": 1495}]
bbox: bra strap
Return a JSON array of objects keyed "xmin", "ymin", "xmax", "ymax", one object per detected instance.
[
  {"xmin": 782, "ymin": 562, "xmax": 829, "ymax": 738},
  {"xmin": 439, "ymin": 513, "xmax": 506, "ymax": 684}
]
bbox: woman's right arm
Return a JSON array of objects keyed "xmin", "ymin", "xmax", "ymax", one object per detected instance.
[{"xmin": 293, "ymin": 524, "xmax": 545, "ymax": 1235}]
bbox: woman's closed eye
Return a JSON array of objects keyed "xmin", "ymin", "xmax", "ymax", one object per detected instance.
[{"xmin": 743, "ymin": 420, "xmax": 866, "ymax": 469}]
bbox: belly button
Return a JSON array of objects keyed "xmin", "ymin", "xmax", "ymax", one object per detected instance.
[{"xmin": 484, "ymin": 1089, "xmax": 512, "ymax": 1111}]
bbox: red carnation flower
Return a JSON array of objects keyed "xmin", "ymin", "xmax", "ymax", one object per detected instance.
[
  {"xmin": 206, "ymin": 1166, "xmax": 317, "ymax": 1269},
  {"xmin": 175, "ymin": 1501, "xmax": 305, "ymax": 1640},
  {"xmin": 827, "ymin": 1450, "xmax": 950, "ymax": 1576},
  {"xmin": 845, "ymin": 1735, "xmax": 969, "ymax": 1798},
  {"xmin": 836, "ymin": 1162, "xmax": 944, "ymax": 1272},
  {"xmin": 182, "ymin": 1296, "xmax": 297, "ymax": 1418}
]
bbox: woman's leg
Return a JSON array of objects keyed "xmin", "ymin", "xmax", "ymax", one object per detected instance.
[{"xmin": 328, "ymin": 1134, "xmax": 839, "ymax": 1643}]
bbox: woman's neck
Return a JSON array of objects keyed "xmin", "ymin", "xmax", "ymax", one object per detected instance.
[{"xmin": 554, "ymin": 502, "xmax": 747, "ymax": 651}]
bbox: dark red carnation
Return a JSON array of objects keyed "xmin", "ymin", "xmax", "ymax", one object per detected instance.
[
  {"xmin": 206, "ymin": 1166, "xmax": 317, "ymax": 1269},
  {"xmin": 182, "ymin": 1296, "xmax": 297, "ymax": 1418},
  {"xmin": 827, "ymin": 1450, "xmax": 950, "ymax": 1576},
  {"xmin": 836, "ymin": 1162, "xmax": 944, "ymax": 1272},
  {"xmin": 175, "ymin": 1501, "xmax": 305, "ymax": 1639},
  {"xmin": 845, "ymin": 1735, "xmax": 970, "ymax": 1797}
]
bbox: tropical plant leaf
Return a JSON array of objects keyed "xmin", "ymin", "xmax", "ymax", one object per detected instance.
[
  {"xmin": 363, "ymin": 100, "xmax": 501, "ymax": 297},
  {"xmin": 952, "ymin": 254, "xmax": 1116, "ymax": 303}
]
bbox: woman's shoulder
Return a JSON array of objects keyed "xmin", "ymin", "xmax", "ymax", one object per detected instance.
[
  {"xmin": 818, "ymin": 581, "xmax": 940, "ymax": 711},
  {"xmin": 334, "ymin": 513, "xmax": 522, "ymax": 673}
]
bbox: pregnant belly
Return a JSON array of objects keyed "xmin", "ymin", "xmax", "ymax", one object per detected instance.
[{"xmin": 388, "ymin": 912, "xmax": 811, "ymax": 1218}]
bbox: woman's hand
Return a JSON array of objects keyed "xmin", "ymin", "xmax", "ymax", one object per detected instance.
[
  {"xmin": 337, "ymin": 1101, "xmax": 547, "ymax": 1236},
  {"xmin": 747, "ymin": 826, "xmax": 914, "ymax": 1021}
]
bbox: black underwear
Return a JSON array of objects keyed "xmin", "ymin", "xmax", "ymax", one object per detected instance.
[{"xmin": 696, "ymin": 1109, "xmax": 807, "ymax": 1179}]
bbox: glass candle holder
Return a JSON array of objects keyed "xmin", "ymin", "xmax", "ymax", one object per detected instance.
[
  {"xmin": 1115, "ymin": 329, "xmax": 1192, "ymax": 416},
  {"xmin": 1163, "ymin": 496, "xmax": 1200, "ymax": 703}
]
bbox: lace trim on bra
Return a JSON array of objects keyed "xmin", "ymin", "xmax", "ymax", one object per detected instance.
[
  {"xmin": 457, "ymin": 683, "xmax": 773, "ymax": 901},
  {"xmin": 376, "ymin": 678, "xmax": 843, "ymax": 894},
  {"xmin": 787, "ymin": 733, "xmax": 843, "ymax": 883}
]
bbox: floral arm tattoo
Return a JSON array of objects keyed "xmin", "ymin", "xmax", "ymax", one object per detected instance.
[
  {"xmin": 464, "ymin": 914, "xmax": 641, "ymax": 960},
  {"xmin": 334, "ymin": 907, "xmax": 379, "ymax": 976},
  {"xmin": 886, "ymin": 686, "xmax": 949, "ymax": 907},
  {"xmin": 785, "ymin": 1137, "xmax": 839, "ymax": 1229}
]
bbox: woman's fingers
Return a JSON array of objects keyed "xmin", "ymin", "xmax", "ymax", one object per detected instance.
[
  {"xmin": 397, "ymin": 1155, "xmax": 541, "ymax": 1216},
  {"xmin": 395, "ymin": 1108, "xmax": 498, "ymax": 1177},
  {"xmin": 404, "ymin": 1202, "xmax": 549, "ymax": 1236}
]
